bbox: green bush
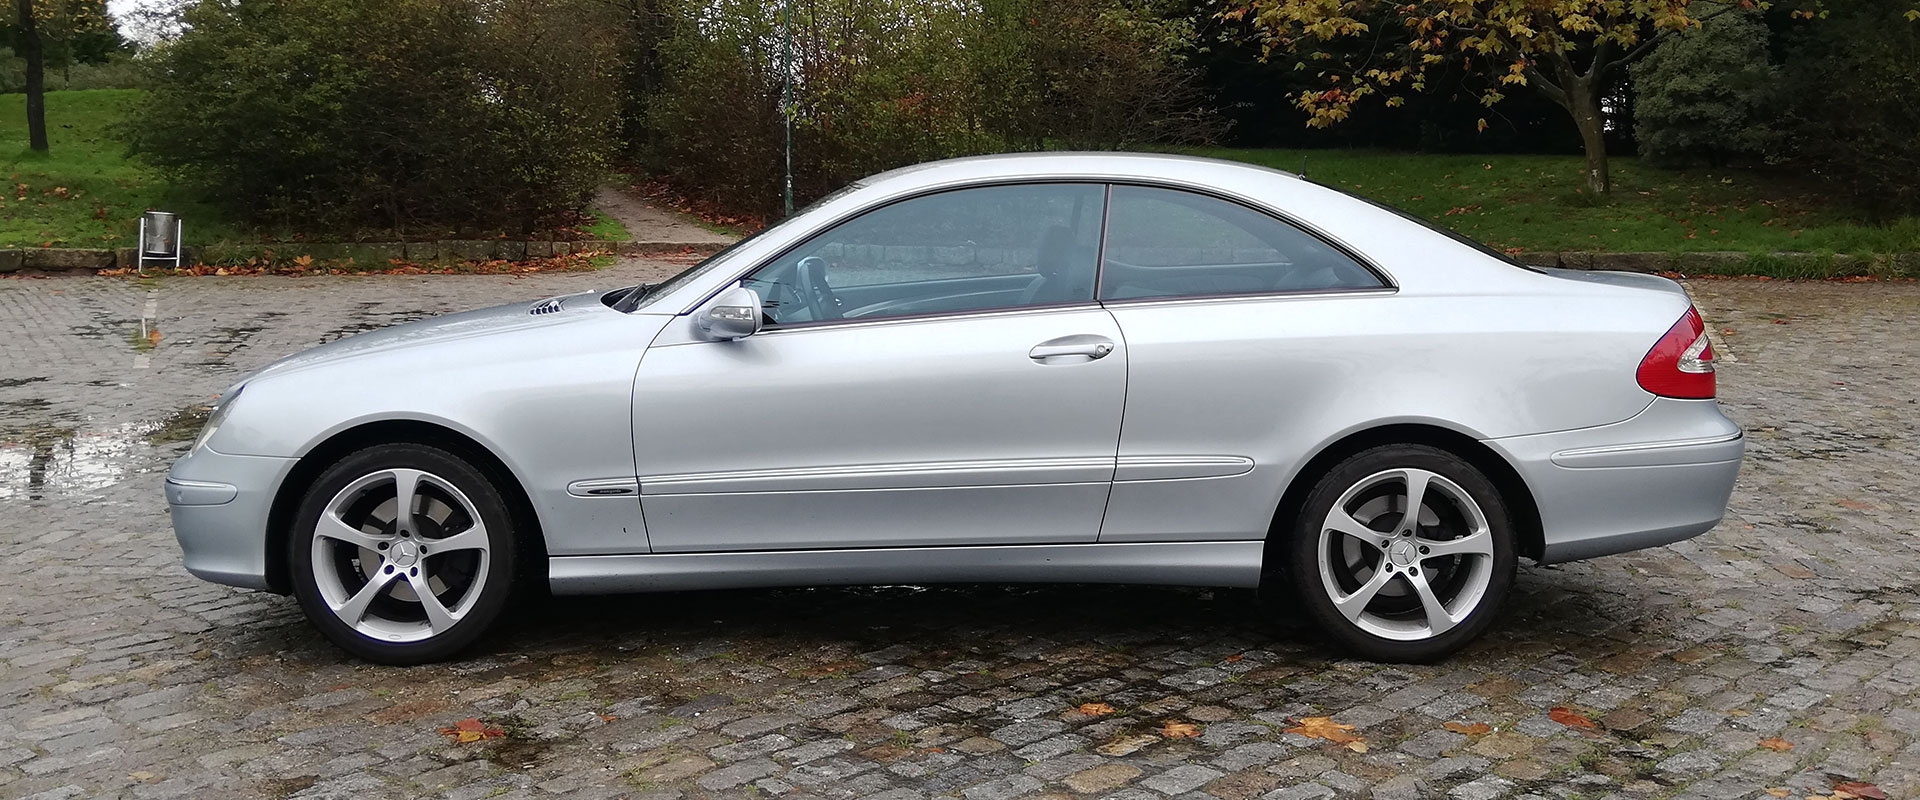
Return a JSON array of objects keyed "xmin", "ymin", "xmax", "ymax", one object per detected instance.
[
  {"xmin": 1631, "ymin": 6, "xmax": 1777, "ymax": 167},
  {"xmin": 1770, "ymin": 3, "xmax": 1920, "ymax": 215},
  {"xmin": 126, "ymin": 0, "xmax": 622, "ymax": 234},
  {"xmin": 636, "ymin": 0, "xmax": 1219, "ymax": 220}
]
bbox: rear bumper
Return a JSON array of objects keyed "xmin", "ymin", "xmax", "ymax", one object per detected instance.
[
  {"xmin": 1488, "ymin": 398, "xmax": 1743, "ymax": 564},
  {"xmin": 166, "ymin": 447, "xmax": 297, "ymax": 591}
]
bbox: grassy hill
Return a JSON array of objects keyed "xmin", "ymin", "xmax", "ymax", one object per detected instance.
[
  {"xmin": 1194, "ymin": 148, "xmax": 1920, "ymax": 255},
  {"xmin": 0, "ymin": 89, "xmax": 247, "ymax": 248}
]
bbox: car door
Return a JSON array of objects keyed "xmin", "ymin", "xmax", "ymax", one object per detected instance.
[
  {"xmin": 631, "ymin": 182, "xmax": 1127, "ymax": 553},
  {"xmin": 1093, "ymin": 184, "xmax": 1394, "ymax": 543}
]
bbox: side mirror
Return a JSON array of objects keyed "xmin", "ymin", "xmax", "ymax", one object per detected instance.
[{"xmin": 698, "ymin": 284, "xmax": 763, "ymax": 340}]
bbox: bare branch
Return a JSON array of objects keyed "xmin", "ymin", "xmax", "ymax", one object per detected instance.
[
  {"xmin": 1522, "ymin": 63, "xmax": 1569, "ymax": 109},
  {"xmin": 1602, "ymin": 35, "xmax": 1664, "ymax": 74}
]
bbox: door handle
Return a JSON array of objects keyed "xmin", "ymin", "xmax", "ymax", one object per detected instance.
[{"xmin": 1029, "ymin": 335, "xmax": 1115, "ymax": 362}]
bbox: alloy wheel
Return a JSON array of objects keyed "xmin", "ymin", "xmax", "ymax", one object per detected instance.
[
  {"xmin": 1315, "ymin": 467, "xmax": 1495, "ymax": 641},
  {"xmin": 310, "ymin": 468, "xmax": 492, "ymax": 643}
]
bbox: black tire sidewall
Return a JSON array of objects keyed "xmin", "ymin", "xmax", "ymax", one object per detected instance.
[
  {"xmin": 1285, "ymin": 444, "xmax": 1517, "ymax": 663},
  {"xmin": 289, "ymin": 443, "xmax": 518, "ymax": 665}
]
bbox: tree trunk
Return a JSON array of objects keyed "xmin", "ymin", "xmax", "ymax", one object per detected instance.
[
  {"xmin": 17, "ymin": 0, "xmax": 47, "ymax": 152},
  {"xmin": 1567, "ymin": 76, "xmax": 1609, "ymax": 195}
]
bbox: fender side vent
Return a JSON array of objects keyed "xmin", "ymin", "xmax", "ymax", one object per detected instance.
[{"xmin": 529, "ymin": 298, "xmax": 565, "ymax": 315}]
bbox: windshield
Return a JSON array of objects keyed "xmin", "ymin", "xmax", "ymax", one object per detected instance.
[{"xmin": 619, "ymin": 182, "xmax": 869, "ymax": 312}]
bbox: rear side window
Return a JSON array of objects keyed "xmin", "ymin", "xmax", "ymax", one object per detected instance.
[{"xmin": 1099, "ymin": 185, "xmax": 1385, "ymax": 301}]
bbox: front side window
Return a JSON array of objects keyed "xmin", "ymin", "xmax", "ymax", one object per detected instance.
[
  {"xmin": 745, "ymin": 183, "xmax": 1105, "ymax": 326},
  {"xmin": 1100, "ymin": 185, "xmax": 1385, "ymax": 301}
]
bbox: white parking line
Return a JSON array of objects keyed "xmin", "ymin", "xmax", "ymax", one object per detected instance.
[{"xmin": 134, "ymin": 290, "xmax": 158, "ymax": 370}]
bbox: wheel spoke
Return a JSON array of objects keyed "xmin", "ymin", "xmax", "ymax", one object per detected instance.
[
  {"xmin": 315, "ymin": 512, "xmax": 387, "ymax": 550},
  {"xmin": 332, "ymin": 564, "xmax": 398, "ymax": 625},
  {"xmin": 1331, "ymin": 565, "xmax": 1395, "ymax": 622},
  {"xmin": 1324, "ymin": 508, "xmax": 1386, "ymax": 552},
  {"xmin": 407, "ymin": 570, "xmax": 458, "ymax": 632},
  {"xmin": 429, "ymin": 522, "xmax": 489, "ymax": 554},
  {"xmin": 1398, "ymin": 468, "xmax": 1436, "ymax": 533},
  {"xmin": 390, "ymin": 468, "xmax": 424, "ymax": 536},
  {"xmin": 1420, "ymin": 527, "xmax": 1493, "ymax": 558},
  {"xmin": 1405, "ymin": 570, "xmax": 1460, "ymax": 636}
]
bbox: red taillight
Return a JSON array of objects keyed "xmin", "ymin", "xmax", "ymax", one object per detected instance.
[{"xmin": 1637, "ymin": 306, "xmax": 1716, "ymax": 399}]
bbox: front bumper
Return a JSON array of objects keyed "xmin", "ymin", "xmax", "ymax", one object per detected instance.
[
  {"xmin": 166, "ymin": 446, "xmax": 298, "ymax": 591},
  {"xmin": 1488, "ymin": 398, "xmax": 1743, "ymax": 564}
]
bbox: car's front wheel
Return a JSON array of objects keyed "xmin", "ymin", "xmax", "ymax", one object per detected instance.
[
  {"xmin": 1286, "ymin": 444, "xmax": 1516, "ymax": 662},
  {"xmin": 289, "ymin": 444, "xmax": 518, "ymax": 665}
]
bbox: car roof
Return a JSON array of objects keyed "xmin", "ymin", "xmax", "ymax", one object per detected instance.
[{"xmin": 860, "ymin": 151, "xmax": 1304, "ymax": 194}]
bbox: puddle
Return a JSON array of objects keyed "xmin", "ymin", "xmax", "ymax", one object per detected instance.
[
  {"xmin": 148, "ymin": 404, "xmax": 212, "ymax": 446},
  {"xmin": 0, "ymin": 423, "xmax": 147, "ymax": 502},
  {"xmin": 0, "ymin": 401, "xmax": 202, "ymax": 501}
]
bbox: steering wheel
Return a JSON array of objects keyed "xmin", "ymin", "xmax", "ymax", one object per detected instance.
[{"xmin": 794, "ymin": 256, "xmax": 845, "ymax": 321}]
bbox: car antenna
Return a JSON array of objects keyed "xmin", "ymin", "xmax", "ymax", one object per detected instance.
[{"xmin": 1299, "ymin": 154, "xmax": 1308, "ymax": 180}]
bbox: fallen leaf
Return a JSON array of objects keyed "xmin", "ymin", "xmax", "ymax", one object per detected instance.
[
  {"xmin": 438, "ymin": 717, "xmax": 505, "ymax": 743},
  {"xmin": 1548, "ymin": 707, "xmax": 1598, "ymax": 730},
  {"xmin": 1832, "ymin": 781, "xmax": 1887, "ymax": 800},
  {"xmin": 1758, "ymin": 737, "xmax": 1794, "ymax": 751},
  {"xmin": 1344, "ymin": 739, "xmax": 1368, "ymax": 753},
  {"xmin": 1444, "ymin": 721, "xmax": 1494, "ymax": 735},
  {"xmin": 1095, "ymin": 733, "xmax": 1160, "ymax": 756},
  {"xmin": 1285, "ymin": 716, "xmax": 1365, "ymax": 747},
  {"xmin": 147, "ymin": 330, "xmax": 163, "ymax": 347},
  {"xmin": 1077, "ymin": 702, "xmax": 1117, "ymax": 717},
  {"xmin": 1160, "ymin": 720, "xmax": 1201, "ymax": 738},
  {"xmin": 1763, "ymin": 789, "xmax": 1789, "ymax": 798}
]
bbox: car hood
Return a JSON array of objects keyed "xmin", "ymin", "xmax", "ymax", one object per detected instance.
[{"xmin": 251, "ymin": 289, "xmax": 614, "ymax": 379}]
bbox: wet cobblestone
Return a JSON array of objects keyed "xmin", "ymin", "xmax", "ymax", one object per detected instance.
[{"xmin": 1, "ymin": 267, "xmax": 1917, "ymax": 799}]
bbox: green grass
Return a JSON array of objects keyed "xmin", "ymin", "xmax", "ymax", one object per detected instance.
[
  {"xmin": 1189, "ymin": 147, "xmax": 1920, "ymax": 255},
  {"xmin": 581, "ymin": 209, "xmax": 631, "ymax": 241},
  {"xmin": 0, "ymin": 89, "xmax": 251, "ymax": 248}
]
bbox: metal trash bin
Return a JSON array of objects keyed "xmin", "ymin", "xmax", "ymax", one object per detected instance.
[{"xmin": 138, "ymin": 211, "xmax": 183, "ymax": 272}]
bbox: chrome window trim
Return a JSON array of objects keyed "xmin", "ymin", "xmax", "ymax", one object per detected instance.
[
  {"xmin": 1098, "ymin": 286, "xmax": 1399, "ymax": 310},
  {"xmin": 677, "ymin": 174, "xmax": 1400, "ymax": 323}
]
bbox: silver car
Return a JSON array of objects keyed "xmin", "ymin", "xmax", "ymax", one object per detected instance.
[{"xmin": 166, "ymin": 153, "xmax": 1743, "ymax": 664}]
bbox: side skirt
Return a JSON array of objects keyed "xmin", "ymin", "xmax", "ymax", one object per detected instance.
[{"xmin": 547, "ymin": 541, "xmax": 1266, "ymax": 595}]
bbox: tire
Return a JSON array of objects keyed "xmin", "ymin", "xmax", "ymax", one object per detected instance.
[
  {"xmin": 1284, "ymin": 444, "xmax": 1516, "ymax": 663},
  {"xmin": 289, "ymin": 443, "xmax": 519, "ymax": 665}
]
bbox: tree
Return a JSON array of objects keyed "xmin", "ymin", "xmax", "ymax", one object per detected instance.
[
  {"xmin": 1770, "ymin": 2, "xmax": 1920, "ymax": 214},
  {"xmin": 1226, "ymin": 0, "xmax": 1733, "ymax": 195},
  {"xmin": 128, "ymin": 0, "xmax": 623, "ymax": 233},
  {"xmin": 1, "ymin": 0, "xmax": 117, "ymax": 152},
  {"xmin": 1632, "ymin": 5, "xmax": 1777, "ymax": 167}
]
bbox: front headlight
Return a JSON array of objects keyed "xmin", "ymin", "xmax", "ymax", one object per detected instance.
[{"xmin": 191, "ymin": 383, "xmax": 246, "ymax": 451}]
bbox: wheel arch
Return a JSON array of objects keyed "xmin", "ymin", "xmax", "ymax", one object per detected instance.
[
  {"xmin": 262, "ymin": 419, "xmax": 547, "ymax": 594},
  {"xmin": 1266, "ymin": 423, "xmax": 1544, "ymax": 566}
]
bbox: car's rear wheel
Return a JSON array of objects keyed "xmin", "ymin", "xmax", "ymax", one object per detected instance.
[
  {"xmin": 289, "ymin": 444, "xmax": 517, "ymax": 665},
  {"xmin": 1286, "ymin": 444, "xmax": 1515, "ymax": 662}
]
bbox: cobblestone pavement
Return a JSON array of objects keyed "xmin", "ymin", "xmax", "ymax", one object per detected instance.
[{"xmin": 2, "ymin": 266, "xmax": 1917, "ymax": 800}]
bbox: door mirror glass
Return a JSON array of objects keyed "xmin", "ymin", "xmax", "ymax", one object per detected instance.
[{"xmin": 698, "ymin": 284, "xmax": 763, "ymax": 340}]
